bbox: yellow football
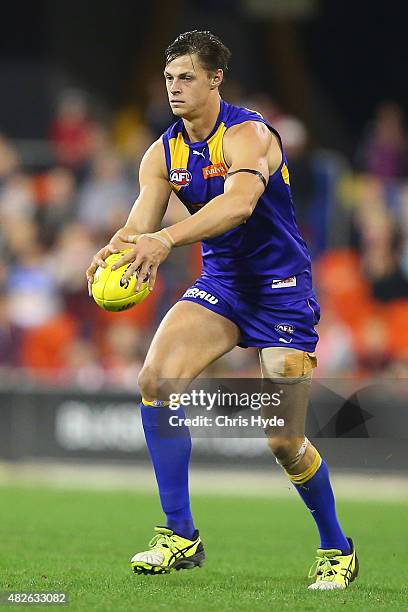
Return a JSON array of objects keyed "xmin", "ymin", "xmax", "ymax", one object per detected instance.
[{"xmin": 91, "ymin": 250, "xmax": 151, "ymax": 312}]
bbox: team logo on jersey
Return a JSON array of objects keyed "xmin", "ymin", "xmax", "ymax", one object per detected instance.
[
  {"xmin": 271, "ymin": 276, "xmax": 297, "ymax": 289},
  {"xmin": 275, "ymin": 323, "xmax": 295, "ymax": 335},
  {"xmin": 275, "ymin": 322, "xmax": 295, "ymax": 344},
  {"xmin": 170, "ymin": 168, "xmax": 192, "ymax": 186},
  {"xmin": 202, "ymin": 163, "xmax": 228, "ymax": 179}
]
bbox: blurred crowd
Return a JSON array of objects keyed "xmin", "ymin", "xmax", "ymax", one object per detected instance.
[{"xmin": 1, "ymin": 88, "xmax": 408, "ymax": 390}]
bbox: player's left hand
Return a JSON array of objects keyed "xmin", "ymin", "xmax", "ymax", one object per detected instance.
[{"xmin": 111, "ymin": 233, "xmax": 171, "ymax": 291}]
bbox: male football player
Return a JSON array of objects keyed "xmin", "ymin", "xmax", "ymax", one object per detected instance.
[{"xmin": 86, "ymin": 31, "xmax": 358, "ymax": 589}]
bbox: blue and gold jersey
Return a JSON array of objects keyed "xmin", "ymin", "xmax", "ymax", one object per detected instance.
[{"xmin": 162, "ymin": 100, "xmax": 313, "ymax": 302}]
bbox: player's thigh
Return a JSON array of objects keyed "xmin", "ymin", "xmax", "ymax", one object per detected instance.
[
  {"xmin": 259, "ymin": 347, "xmax": 316, "ymax": 438},
  {"xmin": 142, "ymin": 300, "xmax": 240, "ymax": 380}
]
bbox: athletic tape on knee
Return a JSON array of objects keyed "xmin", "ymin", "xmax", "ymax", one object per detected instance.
[
  {"xmin": 259, "ymin": 347, "xmax": 317, "ymax": 383},
  {"xmin": 275, "ymin": 437, "xmax": 310, "ymax": 470}
]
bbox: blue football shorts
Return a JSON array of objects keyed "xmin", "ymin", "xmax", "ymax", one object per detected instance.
[{"xmin": 179, "ymin": 276, "xmax": 320, "ymax": 352}]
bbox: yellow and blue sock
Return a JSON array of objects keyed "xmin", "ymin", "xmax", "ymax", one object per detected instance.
[
  {"xmin": 288, "ymin": 452, "xmax": 350, "ymax": 553},
  {"xmin": 140, "ymin": 400, "xmax": 195, "ymax": 540}
]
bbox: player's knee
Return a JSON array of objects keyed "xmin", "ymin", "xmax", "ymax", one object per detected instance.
[
  {"xmin": 138, "ymin": 365, "xmax": 159, "ymax": 402},
  {"xmin": 266, "ymin": 435, "xmax": 304, "ymax": 461}
]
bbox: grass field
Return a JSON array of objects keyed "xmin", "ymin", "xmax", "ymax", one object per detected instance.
[{"xmin": 0, "ymin": 486, "xmax": 407, "ymax": 611}]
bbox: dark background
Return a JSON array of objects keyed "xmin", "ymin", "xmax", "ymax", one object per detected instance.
[{"xmin": 1, "ymin": 0, "xmax": 406, "ymax": 152}]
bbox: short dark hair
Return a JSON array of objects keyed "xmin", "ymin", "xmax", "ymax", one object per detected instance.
[{"xmin": 165, "ymin": 30, "xmax": 231, "ymax": 74}]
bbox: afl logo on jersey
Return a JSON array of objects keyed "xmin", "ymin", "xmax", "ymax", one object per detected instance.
[
  {"xmin": 275, "ymin": 323, "xmax": 295, "ymax": 334},
  {"xmin": 170, "ymin": 168, "xmax": 192, "ymax": 186}
]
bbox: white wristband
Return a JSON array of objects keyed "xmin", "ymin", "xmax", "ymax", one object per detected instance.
[{"xmin": 143, "ymin": 228, "xmax": 174, "ymax": 250}]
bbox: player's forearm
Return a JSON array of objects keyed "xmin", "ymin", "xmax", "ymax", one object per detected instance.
[
  {"xmin": 166, "ymin": 193, "xmax": 251, "ymax": 247},
  {"xmin": 123, "ymin": 203, "xmax": 163, "ymax": 234},
  {"xmin": 123, "ymin": 215, "xmax": 162, "ymax": 235},
  {"xmin": 119, "ymin": 183, "xmax": 170, "ymax": 237}
]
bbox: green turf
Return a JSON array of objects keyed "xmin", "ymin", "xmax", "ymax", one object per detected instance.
[{"xmin": 0, "ymin": 486, "xmax": 407, "ymax": 611}]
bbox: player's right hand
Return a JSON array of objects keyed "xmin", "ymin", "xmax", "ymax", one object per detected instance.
[{"xmin": 86, "ymin": 230, "xmax": 138, "ymax": 297}]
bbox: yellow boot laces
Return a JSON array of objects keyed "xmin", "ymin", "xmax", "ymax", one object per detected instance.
[{"xmin": 308, "ymin": 555, "xmax": 338, "ymax": 580}]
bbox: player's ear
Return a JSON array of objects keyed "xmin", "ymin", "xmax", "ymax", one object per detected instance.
[{"xmin": 210, "ymin": 69, "xmax": 223, "ymax": 89}]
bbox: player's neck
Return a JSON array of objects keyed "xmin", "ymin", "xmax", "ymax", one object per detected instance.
[{"xmin": 182, "ymin": 96, "xmax": 221, "ymax": 143}]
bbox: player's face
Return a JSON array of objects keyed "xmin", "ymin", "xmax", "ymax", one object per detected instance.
[{"xmin": 164, "ymin": 54, "xmax": 217, "ymax": 118}]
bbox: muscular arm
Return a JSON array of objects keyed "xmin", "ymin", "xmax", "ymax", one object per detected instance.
[
  {"xmin": 166, "ymin": 121, "xmax": 281, "ymax": 246},
  {"xmin": 123, "ymin": 137, "xmax": 171, "ymax": 234},
  {"xmin": 86, "ymin": 138, "xmax": 170, "ymax": 294}
]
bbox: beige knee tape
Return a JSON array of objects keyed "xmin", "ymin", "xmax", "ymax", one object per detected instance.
[{"xmin": 259, "ymin": 347, "xmax": 317, "ymax": 381}]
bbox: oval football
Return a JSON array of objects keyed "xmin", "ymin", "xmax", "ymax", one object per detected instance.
[{"xmin": 91, "ymin": 251, "xmax": 150, "ymax": 311}]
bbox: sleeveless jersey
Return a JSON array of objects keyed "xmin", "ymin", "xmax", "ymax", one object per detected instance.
[{"xmin": 162, "ymin": 99, "xmax": 313, "ymax": 303}]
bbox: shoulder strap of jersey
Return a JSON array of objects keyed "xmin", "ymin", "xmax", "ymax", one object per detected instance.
[{"xmin": 162, "ymin": 120, "xmax": 183, "ymax": 175}]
